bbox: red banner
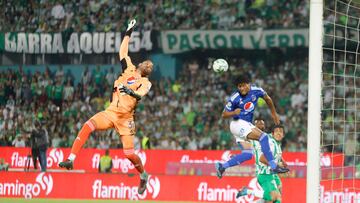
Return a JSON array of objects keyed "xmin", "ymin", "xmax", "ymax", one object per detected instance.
[
  {"xmin": 0, "ymin": 147, "xmax": 345, "ymax": 174},
  {"xmin": 0, "ymin": 172, "xmax": 359, "ymax": 202}
]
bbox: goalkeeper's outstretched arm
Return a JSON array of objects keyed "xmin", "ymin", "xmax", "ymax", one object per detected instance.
[{"xmin": 119, "ymin": 19, "xmax": 136, "ymax": 61}]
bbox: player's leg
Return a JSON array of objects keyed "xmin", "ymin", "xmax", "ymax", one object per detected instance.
[
  {"xmin": 247, "ymin": 127, "xmax": 277, "ymax": 168},
  {"xmin": 38, "ymin": 146, "xmax": 47, "ymax": 172},
  {"xmin": 59, "ymin": 111, "xmax": 114, "ymax": 169},
  {"xmin": 236, "ymin": 185, "xmax": 264, "ymax": 199},
  {"xmin": 247, "ymin": 127, "xmax": 288, "ymax": 173},
  {"xmin": 116, "ymin": 119, "xmax": 148, "ymax": 194},
  {"xmin": 274, "ymin": 174, "xmax": 282, "ymax": 194},
  {"xmin": 215, "ymin": 140, "xmax": 253, "ymax": 179},
  {"xmin": 258, "ymin": 174, "xmax": 281, "ymax": 202},
  {"xmin": 31, "ymin": 148, "xmax": 38, "ymax": 170}
]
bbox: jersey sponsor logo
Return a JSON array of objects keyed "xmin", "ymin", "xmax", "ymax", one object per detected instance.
[
  {"xmin": 127, "ymin": 76, "xmax": 136, "ymax": 85},
  {"xmin": 244, "ymin": 102, "xmax": 255, "ymax": 112}
]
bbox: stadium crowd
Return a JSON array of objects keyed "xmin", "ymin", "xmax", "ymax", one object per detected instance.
[
  {"xmin": 1, "ymin": 0, "xmax": 309, "ymax": 32},
  {"xmin": 0, "ymin": 56, "xmax": 309, "ymax": 152}
]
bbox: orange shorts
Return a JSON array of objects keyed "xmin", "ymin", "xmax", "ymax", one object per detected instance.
[{"xmin": 90, "ymin": 109, "xmax": 135, "ymax": 149}]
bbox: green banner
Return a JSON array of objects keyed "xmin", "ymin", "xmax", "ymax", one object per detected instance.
[
  {"xmin": 1, "ymin": 31, "xmax": 153, "ymax": 54},
  {"xmin": 161, "ymin": 29, "xmax": 309, "ymax": 53}
]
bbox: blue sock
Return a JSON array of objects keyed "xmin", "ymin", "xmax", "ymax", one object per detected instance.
[
  {"xmin": 259, "ymin": 133, "xmax": 276, "ymax": 169},
  {"xmin": 222, "ymin": 150, "xmax": 253, "ymax": 169}
]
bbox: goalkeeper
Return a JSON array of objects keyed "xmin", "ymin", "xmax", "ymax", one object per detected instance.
[
  {"xmin": 59, "ymin": 19, "xmax": 153, "ymax": 195},
  {"xmin": 237, "ymin": 123, "xmax": 287, "ymax": 203}
]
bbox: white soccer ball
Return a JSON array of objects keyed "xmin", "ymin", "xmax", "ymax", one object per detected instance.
[{"xmin": 212, "ymin": 59, "xmax": 229, "ymax": 73}]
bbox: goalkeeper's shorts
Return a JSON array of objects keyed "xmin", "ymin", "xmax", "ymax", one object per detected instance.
[{"xmin": 90, "ymin": 109, "xmax": 136, "ymax": 137}]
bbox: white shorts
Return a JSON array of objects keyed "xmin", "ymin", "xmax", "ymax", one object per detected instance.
[{"xmin": 230, "ymin": 119, "xmax": 255, "ymax": 142}]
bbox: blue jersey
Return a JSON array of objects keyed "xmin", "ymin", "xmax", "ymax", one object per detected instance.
[{"xmin": 224, "ymin": 85, "xmax": 267, "ymax": 122}]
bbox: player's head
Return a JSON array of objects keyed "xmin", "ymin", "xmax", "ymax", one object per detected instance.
[
  {"xmin": 234, "ymin": 75, "xmax": 251, "ymax": 96},
  {"xmin": 138, "ymin": 60, "xmax": 153, "ymax": 77},
  {"xmin": 272, "ymin": 124, "xmax": 285, "ymax": 141},
  {"xmin": 34, "ymin": 120, "xmax": 41, "ymax": 128},
  {"xmin": 254, "ymin": 117, "xmax": 265, "ymax": 131}
]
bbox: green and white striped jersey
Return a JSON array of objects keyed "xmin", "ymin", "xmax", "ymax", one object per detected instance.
[{"xmin": 251, "ymin": 134, "xmax": 282, "ymax": 175}]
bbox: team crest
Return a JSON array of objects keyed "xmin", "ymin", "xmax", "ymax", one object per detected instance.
[
  {"xmin": 251, "ymin": 95, "xmax": 256, "ymax": 101},
  {"xmin": 244, "ymin": 102, "xmax": 255, "ymax": 112},
  {"xmin": 127, "ymin": 76, "xmax": 136, "ymax": 85}
]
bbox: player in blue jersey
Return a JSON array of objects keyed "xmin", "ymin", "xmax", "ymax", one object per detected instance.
[{"xmin": 215, "ymin": 75, "xmax": 289, "ymax": 177}]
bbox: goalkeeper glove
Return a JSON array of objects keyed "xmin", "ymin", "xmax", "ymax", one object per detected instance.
[
  {"xmin": 125, "ymin": 19, "xmax": 136, "ymax": 37},
  {"xmin": 119, "ymin": 85, "xmax": 141, "ymax": 101}
]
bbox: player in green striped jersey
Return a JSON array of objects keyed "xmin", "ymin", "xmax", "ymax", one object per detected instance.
[{"xmin": 237, "ymin": 122, "xmax": 287, "ymax": 203}]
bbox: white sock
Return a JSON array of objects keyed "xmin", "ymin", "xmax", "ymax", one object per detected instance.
[
  {"xmin": 68, "ymin": 153, "xmax": 76, "ymax": 161},
  {"xmin": 247, "ymin": 189, "xmax": 264, "ymax": 199}
]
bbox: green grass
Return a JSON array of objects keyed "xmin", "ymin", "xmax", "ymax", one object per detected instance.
[{"xmin": 0, "ymin": 198, "xmax": 197, "ymax": 203}]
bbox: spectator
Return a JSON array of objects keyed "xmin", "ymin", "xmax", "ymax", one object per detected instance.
[
  {"xmin": 99, "ymin": 149, "xmax": 113, "ymax": 173},
  {"xmin": 2, "ymin": 1, "xmax": 309, "ymax": 32},
  {"xmin": 291, "ymin": 89, "xmax": 306, "ymax": 108},
  {"xmin": 0, "ymin": 158, "xmax": 9, "ymax": 171},
  {"xmin": 0, "ymin": 134, "xmax": 9, "ymax": 146},
  {"xmin": 344, "ymin": 135, "xmax": 357, "ymax": 166},
  {"xmin": 105, "ymin": 67, "xmax": 117, "ymax": 86},
  {"xmin": 81, "ymin": 66, "xmax": 92, "ymax": 86},
  {"xmin": 12, "ymin": 134, "xmax": 26, "ymax": 147},
  {"xmin": 141, "ymin": 134, "xmax": 151, "ymax": 150},
  {"xmin": 51, "ymin": 3, "xmax": 65, "ymax": 20},
  {"xmin": 64, "ymin": 80, "xmax": 74, "ymax": 102},
  {"xmin": 30, "ymin": 120, "xmax": 49, "ymax": 172},
  {"xmin": 0, "ymin": 53, "xmax": 329, "ymax": 152},
  {"xmin": 53, "ymin": 79, "xmax": 64, "ymax": 109}
]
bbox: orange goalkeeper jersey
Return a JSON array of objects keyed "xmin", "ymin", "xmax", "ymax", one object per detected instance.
[{"xmin": 107, "ymin": 56, "xmax": 152, "ymax": 116}]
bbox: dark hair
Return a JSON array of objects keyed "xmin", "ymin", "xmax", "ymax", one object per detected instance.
[
  {"xmin": 272, "ymin": 124, "xmax": 285, "ymax": 132},
  {"xmin": 254, "ymin": 117, "xmax": 265, "ymax": 123},
  {"xmin": 234, "ymin": 74, "xmax": 251, "ymax": 85}
]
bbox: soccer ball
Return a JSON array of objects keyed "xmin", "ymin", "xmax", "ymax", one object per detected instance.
[{"xmin": 212, "ymin": 59, "xmax": 229, "ymax": 73}]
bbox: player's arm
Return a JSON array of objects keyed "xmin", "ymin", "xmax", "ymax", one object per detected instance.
[
  {"xmin": 222, "ymin": 108, "xmax": 241, "ymax": 118},
  {"xmin": 221, "ymin": 100, "xmax": 240, "ymax": 118},
  {"xmin": 261, "ymin": 155, "xmax": 288, "ymax": 169},
  {"xmin": 119, "ymin": 19, "xmax": 136, "ymax": 71},
  {"xmin": 263, "ymin": 94, "xmax": 280, "ymax": 125},
  {"xmin": 134, "ymin": 80, "xmax": 152, "ymax": 97},
  {"xmin": 119, "ymin": 79, "xmax": 152, "ymax": 101},
  {"xmin": 259, "ymin": 154, "xmax": 269, "ymax": 165}
]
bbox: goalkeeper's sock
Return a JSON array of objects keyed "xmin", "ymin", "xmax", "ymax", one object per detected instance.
[
  {"xmin": 68, "ymin": 120, "xmax": 95, "ymax": 161},
  {"xmin": 124, "ymin": 149, "xmax": 144, "ymax": 174},
  {"xmin": 222, "ymin": 149, "xmax": 253, "ymax": 169},
  {"xmin": 259, "ymin": 133, "xmax": 276, "ymax": 169}
]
